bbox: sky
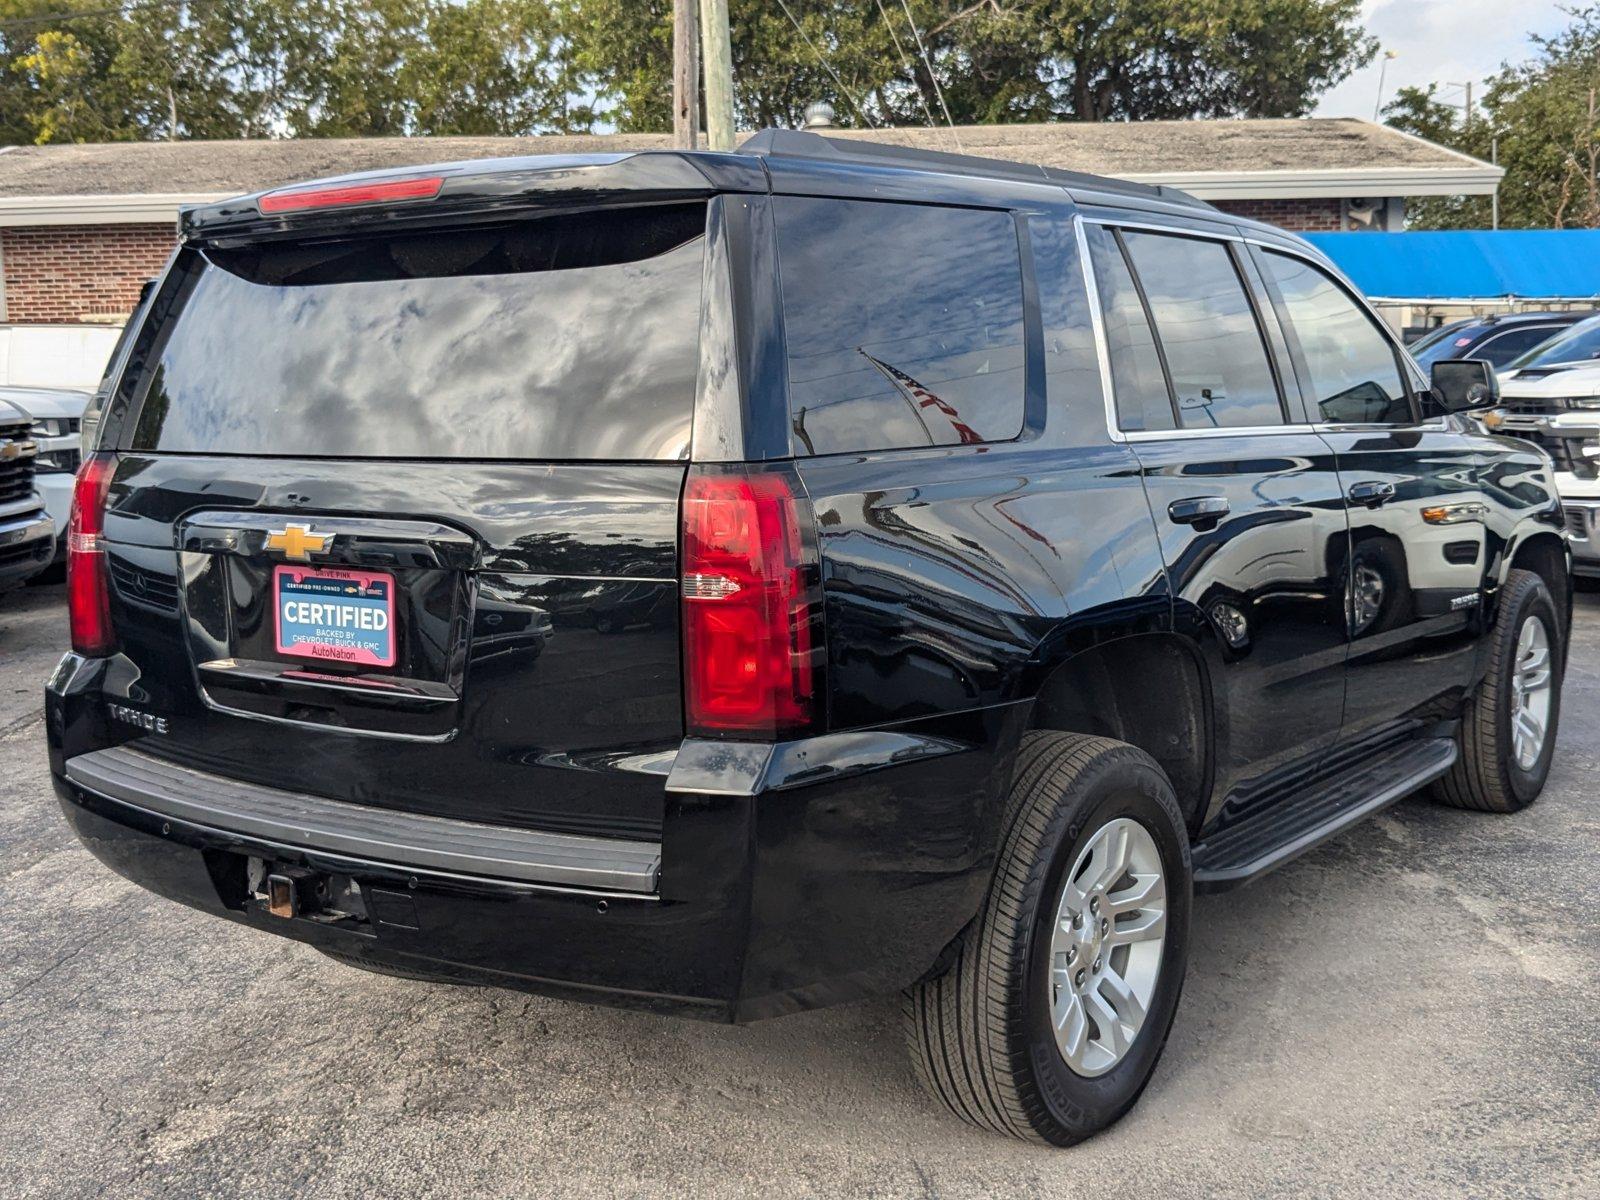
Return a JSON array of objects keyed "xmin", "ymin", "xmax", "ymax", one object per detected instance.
[{"xmin": 1314, "ymin": 0, "xmax": 1573, "ymax": 120}]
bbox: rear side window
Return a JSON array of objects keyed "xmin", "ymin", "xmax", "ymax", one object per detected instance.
[
  {"xmin": 774, "ymin": 197, "xmax": 1026, "ymax": 456},
  {"xmin": 1121, "ymin": 231, "xmax": 1283, "ymax": 429},
  {"xmin": 130, "ymin": 205, "xmax": 706, "ymax": 461},
  {"xmin": 1086, "ymin": 225, "xmax": 1172, "ymax": 432},
  {"xmin": 1259, "ymin": 250, "xmax": 1412, "ymax": 425}
]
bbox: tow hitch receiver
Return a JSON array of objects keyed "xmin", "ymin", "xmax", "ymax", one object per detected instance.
[
  {"xmin": 265, "ymin": 873, "xmax": 297, "ymax": 919},
  {"xmin": 247, "ymin": 858, "xmax": 371, "ymax": 931}
]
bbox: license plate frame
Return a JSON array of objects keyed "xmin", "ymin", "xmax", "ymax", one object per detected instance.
[{"xmin": 272, "ymin": 564, "xmax": 397, "ymax": 669}]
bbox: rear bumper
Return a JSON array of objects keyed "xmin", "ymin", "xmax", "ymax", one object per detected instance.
[
  {"xmin": 0, "ymin": 505, "xmax": 54, "ymax": 590},
  {"xmin": 47, "ymin": 652, "xmax": 1022, "ymax": 1021}
]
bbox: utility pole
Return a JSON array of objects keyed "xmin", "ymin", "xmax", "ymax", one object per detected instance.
[
  {"xmin": 1373, "ymin": 50, "xmax": 1397, "ymax": 121},
  {"xmin": 1491, "ymin": 136, "xmax": 1499, "ymax": 231},
  {"xmin": 672, "ymin": 0, "xmax": 700, "ymax": 149},
  {"xmin": 699, "ymin": 0, "xmax": 735, "ymax": 150}
]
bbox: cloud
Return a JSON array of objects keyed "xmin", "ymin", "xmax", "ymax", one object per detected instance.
[{"xmin": 1314, "ymin": 0, "xmax": 1572, "ymax": 121}]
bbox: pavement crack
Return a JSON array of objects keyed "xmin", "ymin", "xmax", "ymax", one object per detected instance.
[
  {"xmin": 0, "ymin": 901, "xmax": 146, "ymax": 1011},
  {"xmin": 0, "ymin": 706, "xmax": 44, "ymax": 743}
]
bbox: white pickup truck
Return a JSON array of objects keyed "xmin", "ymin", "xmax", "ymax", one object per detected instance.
[{"xmin": 1493, "ymin": 314, "xmax": 1600, "ymax": 579}]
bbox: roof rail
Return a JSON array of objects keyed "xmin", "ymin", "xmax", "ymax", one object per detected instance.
[{"xmin": 736, "ymin": 128, "xmax": 1214, "ymax": 211}]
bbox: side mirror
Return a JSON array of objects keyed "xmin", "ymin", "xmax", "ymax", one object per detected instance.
[{"xmin": 1430, "ymin": 358, "xmax": 1500, "ymax": 413}]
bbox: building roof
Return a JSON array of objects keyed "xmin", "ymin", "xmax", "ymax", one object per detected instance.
[
  {"xmin": 0, "ymin": 118, "xmax": 1501, "ymax": 227},
  {"xmin": 1306, "ymin": 230, "xmax": 1600, "ymax": 301}
]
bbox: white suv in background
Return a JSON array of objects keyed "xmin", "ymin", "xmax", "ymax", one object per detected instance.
[
  {"xmin": 1494, "ymin": 314, "xmax": 1600, "ymax": 579},
  {"xmin": 0, "ymin": 386, "xmax": 91, "ymax": 567}
]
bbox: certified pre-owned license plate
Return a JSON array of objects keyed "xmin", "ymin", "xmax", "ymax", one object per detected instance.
[{"xmin": 273, "ymin": 565, "xmax": 397, "ymax": 668}]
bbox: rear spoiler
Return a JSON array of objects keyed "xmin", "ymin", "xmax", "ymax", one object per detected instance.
[{"xmin": 180, "ymin": 150, "xmax": 767, "ymax": 243}]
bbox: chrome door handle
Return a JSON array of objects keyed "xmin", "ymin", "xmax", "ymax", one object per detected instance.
[
  {"xmin": 1346, "ymin": 480, "xmax": 1395, "ymax": 508},
  {"xmin": 1168, "ymin": 496, "xmax": 1230, "ymax": 527}
]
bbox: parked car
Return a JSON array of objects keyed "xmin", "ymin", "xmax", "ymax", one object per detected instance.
[
  {"xmin": 0, "ymin": 397, "xmax": 56, "ymax": 596},
  {"xmin": 1491, "ymin": 313, "xmax": 1600, "ymax": 578},
  {"xmin": 0, "ymin": 386, "xmax": 91, "ymax": 569},
  {"xmin": 46, "ymin": 132, "xmax": 1570, "ymax": 1146},
  {"xmin": 1409, "ymin": 310, "xmax": 1595, "ymax": 371}
]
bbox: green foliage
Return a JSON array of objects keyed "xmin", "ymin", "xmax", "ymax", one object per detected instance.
[
  {"xmin": 0, "ymin": 0, "xmax": 591, "ymax": 142},
  {"xmin": 562, "ymin": 0, "xmax": 1374, "ymax": 130},
  {"xmin": 1384, "ymin": 5, "xmax": 1600, "ymax": 230},
  {"xmin": 0, "ymin": 0, "xmax": 1374, "ymax": 143}
]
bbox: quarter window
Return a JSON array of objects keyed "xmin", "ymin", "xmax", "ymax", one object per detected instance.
[
  {"xmin": 1260, "ymin": 251, "xmax": 1412, "ymax": 425},
  {"xmin": 1121, "ymin": 231, "xmax": 1284, "ymax": 430},
  {"xmin": 775, "ymin": 197, "xmax": 1027, "ymax": 456}
]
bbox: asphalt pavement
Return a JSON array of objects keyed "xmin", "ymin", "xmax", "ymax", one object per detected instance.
[{"xmin": 2, "ymin": 579, "xmax": 1597, "ymax": 1198}]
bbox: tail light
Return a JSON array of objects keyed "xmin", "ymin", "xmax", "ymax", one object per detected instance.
[
  {"xmin": 681, "ymin": 466, "xmax": 823, "ymax": 738},
  {"xmin": 258, "ymin": 175, "xmax": 444, "ymax": 214},
  {"xmin": 67, "ymin": 452, "xmax": 116, "ymax": 656}
]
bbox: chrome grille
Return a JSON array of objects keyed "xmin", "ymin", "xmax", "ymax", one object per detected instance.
[
  {"xmin": 0, "ymin": 420, "xmax": 39, "ymax": 507},
  {"xmin": 1565, "ymin": 504, "xmax": 1593, "ymax": 539}
]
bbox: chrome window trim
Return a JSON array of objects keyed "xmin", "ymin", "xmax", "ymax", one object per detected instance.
[
  {"xmin": 1073, "ymin": 215, "xmax": 1126, "ymax": 445},
  {"xmin": 1082, "ymin": 214, "xmax": 1245, "ymax": 242},
  {"xmin": 1122, "ymin": 424, "xmax": 1310, "ymax": 442}
]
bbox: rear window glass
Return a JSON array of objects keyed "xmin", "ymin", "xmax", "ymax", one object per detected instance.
[
  {"xmin": 130, "ymin": 205, "xmax": 706, "ymax": 461},
  {"xmin": 1121, "ymin": 230, "xmax": 1283, "ymax": 430},
  {"xmin": 774, "ymin": 196, "xmax": 1026, "ymax": 456}
]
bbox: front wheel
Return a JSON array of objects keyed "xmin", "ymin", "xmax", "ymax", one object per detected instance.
[
  {"xmin": 904, "ymin": 732, "xmax": 1192, "ymax": 1144},
  {"xmin": 1433, "ymin": 568, "xmax": 1563, "ymax": 813}
]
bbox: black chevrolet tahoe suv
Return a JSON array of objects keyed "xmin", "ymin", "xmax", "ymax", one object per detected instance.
[{"xmin": 47, "ymin": 131, "xmax": 1570, "ymax": 1145}]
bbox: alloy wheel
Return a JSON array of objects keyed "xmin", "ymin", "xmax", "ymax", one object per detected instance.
[
  {"xmin": 1047, "ymin": 817, "xmax": 1167, "ymax": 1077},
  {"xmin": 1510, "ymin": 615, "xmax": 1553, "ymax": 771}
]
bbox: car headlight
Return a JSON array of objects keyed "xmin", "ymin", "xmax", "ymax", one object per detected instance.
[
  {"xmin": 1565, "ymin": 397, "xmax": 1600, "ymax": 410},
  {"xmin": 29, "ymin": 417, "xmax": 80, "ymax": 439}
]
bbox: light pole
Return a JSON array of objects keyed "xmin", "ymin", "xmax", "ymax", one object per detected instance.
[{"xmin": 1373, "ymin": 50, "xmax": 1398, "ymax": 121}]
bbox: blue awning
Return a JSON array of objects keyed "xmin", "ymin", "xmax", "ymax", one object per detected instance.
[{"xmin": 1303, "ymin": 230, "xmax": 1600, "ymax": 301}]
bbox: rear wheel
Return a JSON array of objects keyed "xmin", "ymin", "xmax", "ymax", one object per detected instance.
[
  {"xmin": 904, "ymin": 732, "xmax": 1191, "ymax": 1144},
  {"xmin": 1433, "ymin": 569, "xmax": 1563, "ymax": 813}
]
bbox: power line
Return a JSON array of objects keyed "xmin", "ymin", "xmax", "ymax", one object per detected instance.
[
  {"xmin": 873, "ymin": 0, "xmax": 953, "ymax": 147},
  {"xmin": 772, "ymin": 0, "xmax": 878, "ymax": 129},
  {"xmin": 897, "ymin": 0, "xmax": 961, "ymax": 150}
]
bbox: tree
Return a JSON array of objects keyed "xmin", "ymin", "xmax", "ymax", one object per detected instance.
[
  {"xmin": 0, "ymin": 0, "xmax": 591, "ymax": 143},
  {"xmin": 563, "ymin": 0, "xmax": 1375, "ymax": 130},
  {"xmin": 1385, "ymin": 5, "xmax": 1600, "ymax": 230}
]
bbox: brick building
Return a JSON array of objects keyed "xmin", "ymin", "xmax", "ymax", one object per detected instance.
[{"xmin": 0, "ymin": 118, "xmax": 1500, "ymax": 325}]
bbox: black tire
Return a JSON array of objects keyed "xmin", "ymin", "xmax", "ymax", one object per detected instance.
[
  {"xmin": 903, "ymin": 731, "xmax": 1192, "ymax": 1145},
  {"xmin": 1433, "ymin": 568, "xmax": 1563, "ymax": 813}
]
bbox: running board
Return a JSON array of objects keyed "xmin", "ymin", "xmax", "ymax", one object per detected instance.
[{"xmin": 1192, "ymin": 738, "xmax": 1457, "ymax": 892}]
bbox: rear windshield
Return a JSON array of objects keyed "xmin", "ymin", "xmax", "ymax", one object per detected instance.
[{"xmin": 130, "ymin": 204, "xmax": 706, "ymax": 461}]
